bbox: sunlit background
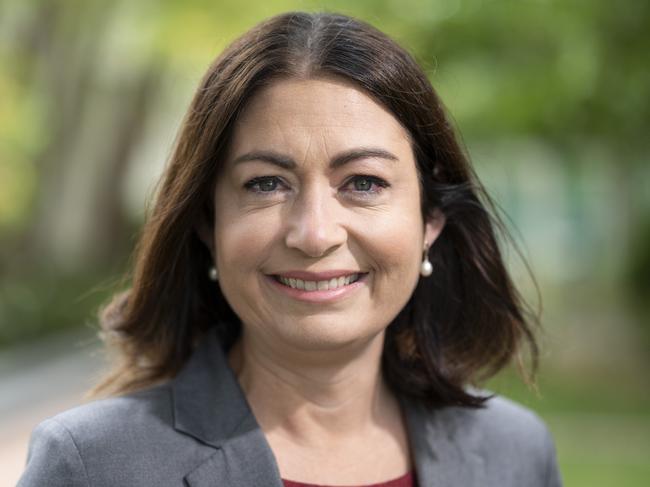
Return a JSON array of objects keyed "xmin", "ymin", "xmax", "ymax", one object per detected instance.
[{"xmin": 1, "ymin": 0, "xmax": 648, "ymax": 485}]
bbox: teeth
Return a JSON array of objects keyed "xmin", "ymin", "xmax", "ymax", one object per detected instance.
[{"xmin": 277, "ymin": 273, "xmax": 360, "ymax": 291}]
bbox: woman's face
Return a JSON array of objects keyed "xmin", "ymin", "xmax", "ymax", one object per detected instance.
[{"xmin": 210, "ymin": 77, "xmax": 444, "ymax": 354}]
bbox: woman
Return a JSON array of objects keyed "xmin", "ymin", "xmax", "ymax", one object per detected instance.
[{"xmin": 19, "ymin": 11, "xmax": 562, "ymax": 487}]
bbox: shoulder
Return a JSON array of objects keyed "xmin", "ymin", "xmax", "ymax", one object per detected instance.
[
  {"xmin": 455, "ymin": 393, "xmax": 552, "ymax": 446},
  {"xmin": 440, "ymin": 394, "xmax": 562, "ymax": 486},
  {"xmin": 18, "ymin": 384, "xmax": 213, "ymax": 487},
  {"xmin": 405, "ymin": 392, "xmax": 562, "ymax": 487},
  {"xmin": 50, "ymin": 383, "xmax": 173, "ymax": 438}
]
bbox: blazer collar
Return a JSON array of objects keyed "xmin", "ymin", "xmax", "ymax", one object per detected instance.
[
  {"xmin": 173, "ymin": 328, "xmax": 284, "ymax": 486},
  {"xmin": 172, "ymin": 327, "xmax": 249, "ymax": 447},
  {"xmin": 173, "ymin": 327, "xmax": 483, "ymax": 487},
  {"xmin": 401, "ymin": 398, "xmax": 485, "ymax": 487}
]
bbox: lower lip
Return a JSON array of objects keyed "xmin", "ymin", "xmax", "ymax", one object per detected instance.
[{"xmin": 265, "ymin": 274, "xmax": 367, "ymax": 303}]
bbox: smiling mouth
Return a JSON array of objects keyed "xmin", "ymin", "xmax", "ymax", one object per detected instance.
[{"xmin": 272, "ymin": 273, "xmax": 365, "ymax": 291}]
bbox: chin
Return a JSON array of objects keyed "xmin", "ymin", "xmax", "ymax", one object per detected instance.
[{"xmin": 271, "ymin": 317, "xmax": 386, "ymax": 353}]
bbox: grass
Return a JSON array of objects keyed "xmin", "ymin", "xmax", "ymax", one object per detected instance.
[{"xmin": 549, "ymin": 413, "xmax": 650, "ymax": 486}]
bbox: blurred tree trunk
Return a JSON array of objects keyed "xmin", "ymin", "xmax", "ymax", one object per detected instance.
[{"xmin": 16, "ymin": 1, "xmax": 164, "ymax": 273}]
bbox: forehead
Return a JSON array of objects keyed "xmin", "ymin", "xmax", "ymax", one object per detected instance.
[{"xmin": 229, "ymin": 77, "xmax": 412, "ymax": 153}]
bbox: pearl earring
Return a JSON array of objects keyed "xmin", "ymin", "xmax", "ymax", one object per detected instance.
[
  {"xmin": 208, "ymin": 266, "xmax": 218, "ymax": 281},
  {"xmin": 420, "ymin": 243, "xmax": 433, "ymax": 277}
]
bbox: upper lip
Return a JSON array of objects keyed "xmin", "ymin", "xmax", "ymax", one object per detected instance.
[{"xmin": 271, "ymin": 270, "xmax": 365, "ymax": 280}]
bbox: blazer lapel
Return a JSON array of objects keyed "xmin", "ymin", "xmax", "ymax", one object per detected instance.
[
  {"xmin": 172, "ymin": 327, "xmax": 484, "ymax": 487},
  {"xmin": 402, "ymin": 398, "xmax": 485, "ymax": 487},
  {"xmin": 172, "ymin": 328, "xmax": 284, "ymax": 487},
  {"xmin": 184, "ymin": 423, "xmax": 283, "ymax": 487}
]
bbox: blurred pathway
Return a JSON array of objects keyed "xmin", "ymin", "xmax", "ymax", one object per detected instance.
[{"xmin": 0, "ymin": 329, "xmax": 106, "ymax": 487}]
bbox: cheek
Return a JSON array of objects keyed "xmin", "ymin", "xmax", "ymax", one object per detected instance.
[
  {"xmin": 214, "ymin": 214, "xmax": 275, "ymax": 273},
  {"xmin": 356, "ymin": 209, "xmax": 423, "ymax": 277},
  {"xmin": 211, "ymin": 210, "xmax": 279, "ymax": 324},
  {"xmin": 212, "ymin": 187, "xmax": 277, "ymax": 273}
]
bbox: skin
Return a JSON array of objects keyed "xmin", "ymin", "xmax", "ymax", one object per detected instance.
[{"xmin": 204, "ymin": 77, "xmax": 445, "ymax": 484}]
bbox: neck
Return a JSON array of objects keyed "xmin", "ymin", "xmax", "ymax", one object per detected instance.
[{"xmin": 229, "ymin": 330, "xmax": 399, "ymax": 445}]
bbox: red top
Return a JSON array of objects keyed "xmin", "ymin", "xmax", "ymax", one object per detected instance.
[{"xmin": 283, "ymin": 471, "xmax": 416, "ymax": 487}]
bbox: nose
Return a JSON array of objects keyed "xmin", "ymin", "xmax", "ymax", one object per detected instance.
[{"xmin": 284, "ymin": 184, "xmax": 347, "ymax": 258}]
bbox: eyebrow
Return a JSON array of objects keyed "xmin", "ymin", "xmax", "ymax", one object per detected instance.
[{"xmin": 231, "ymin": 147, "xmax": 399, "ymax": 170}]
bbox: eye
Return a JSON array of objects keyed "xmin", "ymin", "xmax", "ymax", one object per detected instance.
[
  {"xmin": 344, "ymin": 175, "xmax": 390, "ymax": 194},
  {"xmin": 243, "ymin": 176, "xmax": 286, "ymax": 193}
]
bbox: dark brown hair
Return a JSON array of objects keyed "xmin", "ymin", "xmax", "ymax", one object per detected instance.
[{"xmin": 93, "ymin": 12, "xmax": 538, "ymax": 407}]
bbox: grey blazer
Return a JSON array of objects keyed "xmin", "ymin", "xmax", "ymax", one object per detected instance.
[{"xmin": 18, "ymin": 328, "xmax": 562, "ymax": 486}]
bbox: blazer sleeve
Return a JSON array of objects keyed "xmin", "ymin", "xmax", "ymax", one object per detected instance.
[
  {"xmin": 542, "ymin": 424, "xmax": 563, "ymax": 487},
  {"xmin": 18, "ymin": 418, "xmax": 90, "ymax": 487}
]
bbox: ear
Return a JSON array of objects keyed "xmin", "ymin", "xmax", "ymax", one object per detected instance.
[{"xmin": 424, "ymin": 208, "xmax": 446, "ymax": 248}]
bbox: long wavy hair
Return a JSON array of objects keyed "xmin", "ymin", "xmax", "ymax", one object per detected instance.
[{"xmin": 92, "ymin": 11, "xmax": 539, "ymax": 408}]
